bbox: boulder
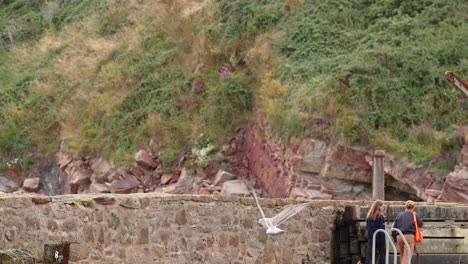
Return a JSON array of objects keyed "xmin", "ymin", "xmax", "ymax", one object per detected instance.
[
  {"xmin": 57, "ymin": 152, "xmax": 73, "ymax": 170},
  {"xmin": 160, "ymin": 174, "xmax": 172, "ymax": 185},
  {"xmin": 222, "ymin": 180, "xmax": 249, "ymax": 196},
  {"xmin": 90, "ymin": 156, "xmax": 115, "ymax": 183},
  {"xmin": 290, "ymin": 187, "xmax": 307, "ymax": 199},
  {"xmin": 304, "ymin": 189, "xmax": 332, "ymax": 200},
  {"xmin": 69, "ymin": 169, "xmax": 92, "ymax": 193},
  {"xmin": 297, "ymin": 139, "xmax": 328, "ymax": 174},
  {"xmin": 441, "ymin": 168, "xmax": 468, "ymax": 202},
  {"xmin": 23, "ymin": 177, "xmax": 40, "ymax": 192},
  {"xmin": 0, "ymin": 175, "xmax": 20, "ymax": 193},
  {"xmin": 128, "ymin": 166, "xmax": 145, "ymax": 178},
  {"xmin": 222, "ymin": 142, "xmax": 238, "ymax": 156},
  {"xmin": 322, "ymin": 145, "xmax": 372, "ymax": 183},
  {"xmin": 198, "ymin": 187, "xmax": 213, "ymax": 195},
  {"xmin": 162, "ymin": 179, "xmax": 194, "ymax": 194},
  {"xmin": 425, "ymin": 188, "xmax": 442, "ymax": 198},
  {"xmin": 212, "ymin": 170, "xmax": 236, "ymax": 186},
  {"xmin": 90, "ymin": 182, "xmax": 111, "ymax": 193},
  {"xmin": 110, "ymin": 177, "xmax": 140, "ymax": 194},
  {"xmin": 134, "ymin": 150, "xmax": 157, "ymax": 169}
]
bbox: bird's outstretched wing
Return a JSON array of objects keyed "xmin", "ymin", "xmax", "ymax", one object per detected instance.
[
  {"xmin": 270, "ymin": 202, "xmax": 310, "ymax": 227},
  {"xmin": 250, "ymin": 188, "xmax": 268, "ymax": 226}
]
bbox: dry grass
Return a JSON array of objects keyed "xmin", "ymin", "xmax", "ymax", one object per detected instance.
[
  {"xmin": 55, "ymin": 33, "xmax": 117, "ymax": 84},
  {"xmin": 285, "ymin": 0, "xmax": 304, "ymax": 10},
  {"xmin": 245, "ymin": 30, "xmax": 284, "ymax": 77},
  {"xmin": 179, "ymin": 0, "xmax": 209, "ymax": 17}
]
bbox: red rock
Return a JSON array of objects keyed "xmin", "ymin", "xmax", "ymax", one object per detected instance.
[
  {"xmin": 212, "ymin": 170, "xmax": 236, "ymax": 186},
  {"xmin": 110, "ymin": 177, "xmax": 140, "ymax": 194},
  {"xmin": 128, "ymin": 166, "xmax": 145, "ymax": 177},
  {"xmin": 134, "ymin": 150, "xmax": 157, "ymax": 169},
  {"xmin": 290, "ymin": 187, "xmax": 307, "ymax": 199},
  {"xmin": 191, "ymin": 77, "xmax": 206, "ymax": 94},
  {"xmin": 160, "ymin": 174, "xmax": 172, "ymax": 185},
  {"xmin": 58, "ymin": 154, "xmax": 73, "ymax": 170},
  {"xmin": 90, "ymin": 183, "xmax": 111, "ymax": 193},
  {"xmin": 441, "ymin": 168, "xmax": 468, "ymax": 202},
  {"xmin": 32, "ymin": 196, "xmax": 52, "ymax": 204},
  {"xmin": 297, "ymin": 139, "xmax": 328, "ymax": 174},
  {"xmin": 222, "ymin": 180, "xmax": 249, "ymax": 196},
  {"xmin": 222, "ymin": 142, "xmax": 238, "ymax": 156},
  {"xmin": 69, "ymin": 169, "xmax": 92, "ymax": 193},
  {"xmin": 77, "ymin": 184, "xmax": 90, "ymax": 194},
  {"xmin": 23, "ymin": 177, "xmax": 40, "ymax": 192},
  {"xmin": 244, "ymin": 127, "xmax": 290, "ymax": 198},
  {"xmin": 93, "ymin": 196, "xmax": 116, "ymax": 205},
  {"xmin": 425, "ymin": 188, "xmax": 442, "ymax": 197},
  {"xmin": 198, "ymin": 187, "xmax": 212, "ymax": 195}
]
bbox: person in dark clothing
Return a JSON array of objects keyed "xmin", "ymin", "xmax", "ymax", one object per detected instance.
[
  {"xmin": 365, "ymin": 200, "xmax": 386, "ymax": 264},
  {"xmin": 393, "ymin": 200, "xmax": 423, "ymax": 264}
]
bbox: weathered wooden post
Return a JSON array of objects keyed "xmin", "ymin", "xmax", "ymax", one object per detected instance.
[
  {"xmin": 43, "ymin": 241, "xmax": 70, "ymax": 264},
  {"xmin": 372, "ymin": 150, "xmax": 385, "ymax": 200}
]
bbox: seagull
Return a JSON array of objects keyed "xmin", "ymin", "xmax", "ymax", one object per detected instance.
[{"xmin": 251, "ymin": 188, "xmax": 310, "ymax": 237}]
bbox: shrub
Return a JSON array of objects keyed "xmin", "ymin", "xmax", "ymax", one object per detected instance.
[{"xmin": 160, "ymin": 148, "xmax": 179, "ymax": 166}]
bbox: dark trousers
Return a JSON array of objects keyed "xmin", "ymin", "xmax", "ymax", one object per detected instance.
[{"xmin": 365, "ymin": 238, "xmax": 386, "ymax": 264}]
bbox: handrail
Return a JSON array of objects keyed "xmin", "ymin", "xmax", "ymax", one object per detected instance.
[
  {"xmin": 372, "ymin": 229, "xmax": 397, "ymax": 264},
  {"xmin": 372, "ymin": 228, "xmax": 411, "ymax": 264}
]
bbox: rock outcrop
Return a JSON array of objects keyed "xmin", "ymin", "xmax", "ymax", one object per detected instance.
[
  {"xmin": 1, "ymin": 125, "xmax": 466, "ymax": 203},
  {"xmin": 244, "ymin": 123, "xmax": 468, "ymax": 202},
  {"xmin": 441, "ymin": 167, "xmax": 468, "ymax": 202}
]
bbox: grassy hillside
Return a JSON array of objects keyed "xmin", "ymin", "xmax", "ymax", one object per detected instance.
[{"xmin": 0, "ymin": 0, "xmax": 467, "ymax": 176}]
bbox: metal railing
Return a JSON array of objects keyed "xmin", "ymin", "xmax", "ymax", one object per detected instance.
[{"xmin": 372, "ymin": 228, "xmax": 412, "ymax": 264}]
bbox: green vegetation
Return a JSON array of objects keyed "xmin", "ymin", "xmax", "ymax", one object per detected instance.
[{"xmin": 0, "ymin": 0, "xmax": 466, "ymax": 174}]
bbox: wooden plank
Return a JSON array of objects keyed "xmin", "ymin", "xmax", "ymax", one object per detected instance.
[
  {"xmin": 357, "ymin": 222, "xmax": 468, "ymax": 254},
  {"xmin": 387, "ymin": 228, "xmax": 468, "ymax": 254},
  {"xmin": 352, "ymin": 205, "xmax": 468, "ymax": 221},
  {"xmin": 386, "ymin": 254, "xmax": 468, "ymax": 264}
]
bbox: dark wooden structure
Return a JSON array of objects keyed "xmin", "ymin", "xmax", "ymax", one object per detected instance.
[
  {"xmin": 334, "ymin": 203, "xmax": 468, "ymax": 264},
  {"xmin": 43, "ymin": 241, "xmax": 70, "ymax": 264}
]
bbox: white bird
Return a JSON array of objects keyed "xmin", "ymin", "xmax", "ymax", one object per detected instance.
[{"xmin": 251, "ymin": 188, "xmax": 310, "ymax": 236}]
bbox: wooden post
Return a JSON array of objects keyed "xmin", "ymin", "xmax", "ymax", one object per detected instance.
[
  {"xmin": 372, "ymin": 150, "xmax": 385, "ymax": 200},
  {"xmin": 43, "ymin": 241, "xmax": 70, "ymax": 264}
]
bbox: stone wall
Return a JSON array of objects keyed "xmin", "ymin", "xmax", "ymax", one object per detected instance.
[{"xmin": 0, "ymin": 194, "xmax": 340, "ymax": 264}]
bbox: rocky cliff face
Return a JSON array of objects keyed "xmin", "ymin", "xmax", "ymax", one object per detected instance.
[
  {"xmin": 245, "ymin": 124, "xmax": 468, "ymax": 203},
  {"xmin": 1, "ymin": 125, "xmax": 467, "ymax": 203}
]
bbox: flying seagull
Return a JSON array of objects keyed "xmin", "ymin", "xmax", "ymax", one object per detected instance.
[{"xmin": 251, "ymin": 188, "xmax": 310, "ymax": 236}]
